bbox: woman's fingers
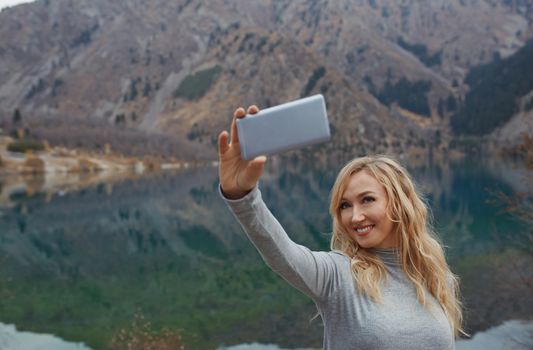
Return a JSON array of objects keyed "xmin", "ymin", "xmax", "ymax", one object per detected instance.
[
  {"xmin": 224, "ymin": 105, "xmax": 260, "ymax": 158},
  {"xmin": 218, "ymin": 130, "xmax": 229, "ymax": 156},
  {"xmin": 247, "ymin": 105, "xmax": 259, "ymax": 114},
  {"xmin": 230, "ymin": 107, "xmax": 246, "ymax": 144},
  {"xmin": 245, "ymin": 155, "xmax": 267, "ymax": 184},
  {"xmin": 253, "ymin": 155, "xmax": 267, "ymax": 164}
]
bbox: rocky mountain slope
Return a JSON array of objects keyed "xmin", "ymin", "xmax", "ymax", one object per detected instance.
[{"xmin": 0, "ymin": 0, "xmax": 531, "ymax": 158}]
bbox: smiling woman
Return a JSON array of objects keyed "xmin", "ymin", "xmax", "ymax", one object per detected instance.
[
  {"xmin": 328, "ymin": 156, "xmax": 463, "ymax": 328},
  {"xmin": 218, "ymin": 105, "xmax": 464, "ymax": 350}
]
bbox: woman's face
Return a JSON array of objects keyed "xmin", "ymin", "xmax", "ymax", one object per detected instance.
[{"xmin": 339, "ymin": 170, "xmax": 398, "ymax": 249}]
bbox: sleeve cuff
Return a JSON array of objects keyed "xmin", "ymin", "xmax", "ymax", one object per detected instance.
[{"xmin": 218, "ymin": 184, "xmax": 262, "ymax": 212}]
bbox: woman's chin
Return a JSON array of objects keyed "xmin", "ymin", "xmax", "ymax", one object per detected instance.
[{"xmin": 354, "ymin": 239, "xmax": 374, "ymax": 249}]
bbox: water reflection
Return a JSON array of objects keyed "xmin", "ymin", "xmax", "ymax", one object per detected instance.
[{"xmin": 0, "ymin": 156, "xmax": 531, "ymax": 349}]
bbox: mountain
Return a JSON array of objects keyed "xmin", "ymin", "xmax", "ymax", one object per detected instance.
[
  {"xmin": 451, "ymin": 39, "xmax": 533, "ymax": 135},
  {"xmin": 0, "ymin": 0, "xmax": 531, "ymax": 158}
]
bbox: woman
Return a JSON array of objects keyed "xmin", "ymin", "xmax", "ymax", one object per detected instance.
[{"xmin": 218, "ymin": 105, "xmax": 463, "ymax": 349}]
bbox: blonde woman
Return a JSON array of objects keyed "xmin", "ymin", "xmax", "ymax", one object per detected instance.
[{"xmin": 218, "ymin": 105, "xmax": 463, "ymax": 349}]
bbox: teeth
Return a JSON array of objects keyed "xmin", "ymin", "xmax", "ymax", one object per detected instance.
[{"xmin": 355, "ymin": 225, "xmax": 373, "ymax": 233}]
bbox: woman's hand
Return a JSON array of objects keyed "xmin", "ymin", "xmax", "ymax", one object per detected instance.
[{"xmin": 218, "ymin": 105, "xmax": 267, "ymax": 199}]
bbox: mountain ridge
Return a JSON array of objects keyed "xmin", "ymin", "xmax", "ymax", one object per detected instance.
[{"xmin": 0, "ymin": 0, "xmax": 531, "ymax": 158}]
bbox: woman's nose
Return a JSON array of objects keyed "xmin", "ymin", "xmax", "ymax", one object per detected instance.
[{"xmin": 351, "ymin": 208, "xmax": 365, "ymax": 223}]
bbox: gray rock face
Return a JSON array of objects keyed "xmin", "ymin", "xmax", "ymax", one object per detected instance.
[{"xmin": 0, "ymin": 0, "xmax": 531, "ymax": 156}]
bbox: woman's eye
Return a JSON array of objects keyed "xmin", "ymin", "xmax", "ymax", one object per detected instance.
[
  {"xmin": 339, "ymin": 202, "xmax": 351, "ymax": 210},
  {"xmin": 362, "ymin": 196, "xmax": 375, "ymax": 204}
]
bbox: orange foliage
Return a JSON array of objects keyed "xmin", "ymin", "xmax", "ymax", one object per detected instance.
[
  {"xmin": 109, "ymin": 313, "xmax": 186, "ymax": 350},
  {"xmin": 23, "ymin": 154, "xmax": 45, "ymax": 174}
]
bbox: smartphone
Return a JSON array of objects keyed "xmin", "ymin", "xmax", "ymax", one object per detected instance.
[{"xmin": 236, "ymin": 94, "xmax": 331, "ymax": 160}]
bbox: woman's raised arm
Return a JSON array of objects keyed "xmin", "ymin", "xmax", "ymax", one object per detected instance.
[{"xmin": 218, "ymin": 106, "xmax": 342, "ymax": 301}]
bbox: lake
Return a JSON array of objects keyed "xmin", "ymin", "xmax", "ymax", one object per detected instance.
[{"xmin": 0, "ymin": 154, "xmax": 531, "ymax": 349}]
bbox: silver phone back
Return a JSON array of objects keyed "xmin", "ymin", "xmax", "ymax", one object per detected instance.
[{"xmin": 236, "ymin": 94, "xmax": 330, "ymax": 160}]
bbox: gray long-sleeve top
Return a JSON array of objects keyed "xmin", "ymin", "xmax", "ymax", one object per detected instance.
[{"xmin": 222, "ymin": 185, "xmax": 454, "ymax": 349}]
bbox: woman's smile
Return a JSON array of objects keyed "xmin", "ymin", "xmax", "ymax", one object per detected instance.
[{"xmin": 354, "ymin": 224, "xmax": 375, "ymax": 235}]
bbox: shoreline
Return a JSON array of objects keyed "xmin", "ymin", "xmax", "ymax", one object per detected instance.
[
  {"xmin": 1, "ymin": 319, "xmax": 531, "ymax": 350},
  {"xmin": 0, "ymin": 323, "xmax": 93, "ymax": 350},
  {"xmin": 0, "ymin": 135, "xmax": 218, "ymax": 206},
  {"xmin": 0, "ymin": 162, "xmax": 217, "ymax": 207}
]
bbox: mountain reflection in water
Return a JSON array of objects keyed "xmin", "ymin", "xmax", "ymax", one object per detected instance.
[{"xmin": 0, "ymin": 155, "xmax": 531, "ymax": 349}]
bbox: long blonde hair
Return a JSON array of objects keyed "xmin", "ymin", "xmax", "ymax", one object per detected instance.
[{"xmin": 329, "ymin": 155, "xmax": 464, "ymax": 337}]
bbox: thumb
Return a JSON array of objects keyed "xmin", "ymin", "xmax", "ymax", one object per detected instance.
[{"xmin": 246, "ymin": 155, "xmax": 267, "ymax": 182}]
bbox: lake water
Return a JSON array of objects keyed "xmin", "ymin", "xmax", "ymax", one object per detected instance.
[{"xmin": 0, "ymin": 155, "xmax": 531, "ymax": 349}]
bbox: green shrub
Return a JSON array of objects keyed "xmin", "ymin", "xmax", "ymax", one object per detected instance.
[
  {"xmin": 451, "ymin": 39, "xmax": 533, "ymax": 135},
  {"xmin": 397, "ymin": 37, "xmax": 442, "ymax": 67},
  {"xmin": 174, "ymin": 66, "xmax": 222, "ymax": 100},
  {"xmin": 25, "ymin": 79, "xmax": 46, "ymax": 100},
  {"xmin": 301, "ymin": 66, "xmax": 326, "ymax": 97},
  {"xmin": 377, "ymin": 77, "xmax": 432, "ymax": 116},
  {"xmin": 7, "ymin": 140, "xmax": 45, "ymax": 153},
  {"xmin": 71, "ymin": 24, "xmax": 99, "ymax": 48}
]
